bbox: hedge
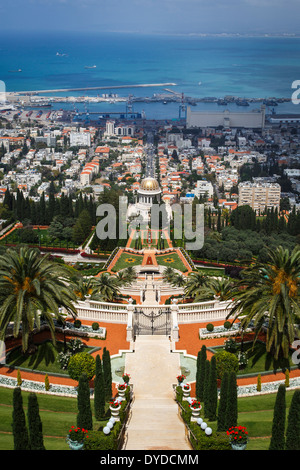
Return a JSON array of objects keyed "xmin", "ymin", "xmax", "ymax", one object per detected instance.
[
  {"xmin": 83, "ymin": 422, "xmax": 122, "ymax": 450},
  {"xmin": 189, "ymin": 423, "xmax": 231, "ymax": 451}
]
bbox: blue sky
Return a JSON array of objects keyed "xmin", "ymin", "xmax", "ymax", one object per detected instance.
[{"xmin": 1, "ymin": 0, "xmax": 299, "ymax": 34}]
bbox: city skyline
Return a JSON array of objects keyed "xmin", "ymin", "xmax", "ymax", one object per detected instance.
[{"xmin": 1, "ymin": 0, "xmax": 300, "ymax": 35}]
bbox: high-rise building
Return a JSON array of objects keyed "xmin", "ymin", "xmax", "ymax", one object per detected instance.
[{"xmin": 238, "ymin": 181, "xmax": 281, "ymax": 213}]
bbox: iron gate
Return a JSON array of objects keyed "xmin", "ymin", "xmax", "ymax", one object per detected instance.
[{"xmin": 133, "ymin": 307, "xmax": 171, "ymax": 336}]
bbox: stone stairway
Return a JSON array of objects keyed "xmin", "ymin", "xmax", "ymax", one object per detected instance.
[{"xmin": 123, "ymin": 336, "xmax": 191, "ymax": 451}]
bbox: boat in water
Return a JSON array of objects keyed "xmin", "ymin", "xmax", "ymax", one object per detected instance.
[
  {"xmin": 9, "ymin": 69, "xmax": 22, "ymax": 73},
  {"xmin": 85, "ymin": 65, "xmax": 97, "ymax": 69}
]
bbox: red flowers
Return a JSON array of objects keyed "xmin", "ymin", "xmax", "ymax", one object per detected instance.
[
  {"xmin": 68, "ymin": 427, "xmax": 88, "ymax": 441},
  {"xmin": 227, "ymin": 426, "xmax": 248, "ymax": 443},
  {"xmin": 189, "ymin": 400, "xmax": 201, "ymax": 410},
  {"xmin": 177, "ymin": 375, "xmax": 186, "ymax": 383}
]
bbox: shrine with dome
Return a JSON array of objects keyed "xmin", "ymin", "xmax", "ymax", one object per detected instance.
[{"xmin": 127, "ymin": 176, "xmax": 168, "ymax": 224}]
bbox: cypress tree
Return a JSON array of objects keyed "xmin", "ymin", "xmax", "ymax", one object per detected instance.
[
  {"xmin": 27, "ymin": 393, "xmax": 45, "ymax": 450},
  {"xmin": 224, "ymin": 371, "xmax": 238, "ymax": 430},
  {"xmin": 203, "ymin": 359, "xmax": 210, "ymax": 418},
  {"xmin": 94, "ymin": 355, "xmax": 106, "ymax": 420},
  {"xmin": 269, "ymin": 384, "xmax": 286, "ymax": 450},
  {"xmin": 217, "ymin": 371, "xmax": 229, "ymax": 431},
  {"xmin": 196, "ymin": 345, "xmax": 207, "ymax": 401},
  {"xmin": 12, "ymin": 387, "xmax": 30, "ymax": 450},
  {"xmin": 102, "ymin": 348, "xmax": 112, "ymax": 401},
  {"xmin": 77, "ymin": 373, "xmax": 93, "ymax": 430},
  {"xmin": 207, "ymin": 355, "xmax": 218, "ymax": 421},
  {"xmin": 285, "ymin": 389, "xmax": 300, "ymax": 450}
]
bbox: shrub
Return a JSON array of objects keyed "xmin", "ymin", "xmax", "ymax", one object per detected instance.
[
  {"xmin": 27, "ymin": 393, "xmax": 45, "ymax": 450},
  {"xmin": 206, "ymin": 323, "xmax": 214, "ymax": 332},
  {"xmin": 67, "ymin": 338, "xmax": 84, "ymax": 354},
  {"xmin": 214, "ymin": 350, "xmax": 239, "ymax": 380},
  {"xmin": 224, "ymin": 338, "xmax": 238, "ymax": 353},
  {"xmin": 17, "ymin": 369, "xmax": 22, "ymax": 387},
  {"xmin": 223, "ymin": 321, "xmax": 232, "ymax": 330},
  {"xmin": 45, "ymin": 374, "xmax": 50, "ymax": 391},
  {"xmin": 180, "ymin": 400, "xmax": 192, "ymax": 424},
  {"xmin": 74, "ymin": 319, "xmax": 82, "ymax": 329},
  {"xmin": 269, "ymin": 384, "xmax": 286, "ymax": 450},
  {"xmin": 176, "ymin": 386, "xmax": 183, "ymax": 404},
  {"xmin": 94, "ymin": 355, "xmax": 105, "ymax": 421},
  {"xmin": 12, "ymin": 387, "xmax": 30, "ymax": 450},
  {"xmin": 67, "ymin": 352, "xmax": 96, "ymax": 381},
  {"xmin": 83, "ymin": 423, "xmax": 121, "ymax": 450},
  {"xmin": 77, "ymin": 373, "xmax": 93, "ymax": 430},
  {"xmin": 257, "ymin": 373, "xmax": 261, "ymax": 392},
  {"xmin": 92, "ymin": 322, "xmax": 100, "ymax": 331},
  {"xmin": 285, "ymin": 389, "xmax": 300, "ymax": 450},
  {"xmin": 189, "ymin": 423, "xmax": 231, "ymax": 450},
  {"xmin": 285, "ymin": 369, "xmax": 290, "ymax": 388},
  {"xmin": 57, "ymin": 351, "xmax": 72, "ymax": 370}
]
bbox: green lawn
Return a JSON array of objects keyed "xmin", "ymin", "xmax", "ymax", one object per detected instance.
[
  {"xmin": 156, "ymin": 252, "xmax": 188, "ymax": 273},
  {"xmin": 110, "ymin": 252, "xmax": 143, "ymax": 272},
  {"xmin": 0, "ymin": 385, "xmax": 297, "ymax": 450},
  {"xmin": 0, "ymin": 385, "xmax": 114, "ymax": 450},
  {"xmin": 6, "ymin": 340, "xmax": 95, "ymax": 375}
]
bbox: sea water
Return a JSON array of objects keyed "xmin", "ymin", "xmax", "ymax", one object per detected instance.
[{"xmin": 1, "ymin": 31, "xmax": 300, "ymax": 118}]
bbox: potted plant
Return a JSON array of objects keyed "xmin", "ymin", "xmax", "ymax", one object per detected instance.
[
  {"xmin": 176, "ymin": 374, "xmax": 186, "ymax": 385},
  {"xmin": 66, "ymin": 426, "xmax": 88, "ymax": 450},
  {"xmin": 182, "ymin": 383, "xmax": 191, "ymax": 400},
  {"xmin": 122, "ymin": 373, "xmax": 130, "ymax": 384},
  {"xmin": 189, "ymin": 400, "xmax": 202, "ymax": 421},
  {"xmin": 117, "ymin": 382, "xmax": 127, "ymax": 398},
  {"xmin": 227, "ymin": 426, "xmax": 248, "ymax": 450},
  {"xmin": 109, "ymin": 400, "xmax": 121, "ymax": 421}
]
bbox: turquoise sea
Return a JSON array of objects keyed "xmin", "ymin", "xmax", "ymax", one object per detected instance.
[{"xmin": 1, "ymin": 31, "xmax": 300, "ymax": 118}]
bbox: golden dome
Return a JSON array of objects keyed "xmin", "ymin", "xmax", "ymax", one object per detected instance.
[{"xmin": 140, "ymin": 177, "xmax": 160, "ymax": 192}]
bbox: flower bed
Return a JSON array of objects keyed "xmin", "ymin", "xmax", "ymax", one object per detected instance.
[{"xmin": 199, "ymin": 323, "xmax": 252, "ymax": 339}]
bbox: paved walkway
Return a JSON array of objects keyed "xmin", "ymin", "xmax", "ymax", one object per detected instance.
[{"xmin": 124, "ymin": 336, "xmax": 191, "ymax": 451}]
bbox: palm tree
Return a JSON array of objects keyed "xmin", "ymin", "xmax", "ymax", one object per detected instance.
[
  {"xmin": 73, "ymin": 276, "xmax": 97, "ymax": 301},
  {"xmin": 162, "ymin": 266, "xmax": 178, "ymax": 285},
  {"xmin": 195, "ymin": 277, "xmax": 235, "ymax": 302},
  {"xmin": 227, "ymin": 246, "xmax": 300, "ymax": 360},
  {"xmin": 0, "ymin": 247, "xmax": 77, "ymax": 354},
  {"xmin": 91, "ymin": 272, "xmax": 121, "ymax": 302},
  {"xmin": 184, "ymin": 271, "xmax": 209, "ymax": 301},
  {"xmin": 115, "ymin": 266, "xmax": 137, "ymax": 287}
]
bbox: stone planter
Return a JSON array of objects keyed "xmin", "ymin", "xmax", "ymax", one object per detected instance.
[
  {"xmin": 66, "ymin": 438, "xmax": 84, "ymax": 450},
  {"xmin": 231, "ymin": 440, "xmax": 247, "ymax": 450},
  {"xmin": 182, "ymin": 384, "xmax": 191, "ymax": 401},
  {"xmin": 117, "ymin": 384, "xmax": 127, "ymax": 398},
  {"xmin": 109, "ymin": 404, "xmax": 121, "ymax": 421},
  {"xmin": 190, "ymin": 405, "xmax": 202, "ymax": 422}
]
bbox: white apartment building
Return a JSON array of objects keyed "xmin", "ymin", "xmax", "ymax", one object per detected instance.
[
  {"xmin": 238, "ymin": 181, "xmax": 281, "ymax": 213},
  {"xmin": 194, "ymin": 180, "xmax": 214, "ymax": 199},
  {"xmin": 70, "ymin": 131, "xmax": 91, "ymax": 147}
]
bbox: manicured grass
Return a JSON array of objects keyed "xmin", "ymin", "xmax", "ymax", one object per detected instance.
[
  {"xmin": 156, "ymin": 252, "xmax": 188, "ymax": 273},
  {"xmin": 6, "ymin": 340, "xmax": 94, "ymax": 375},
  {"xmin": 197, "ymin": 388, "xmax": 296, "ymax": 450},
  {"xmin": 0, "ymin": 386, "xmax": 111, "ymax": 450},
  {"xmin": 111, "ymin": 252, "xmax": 143, "ymax": 272},
  {"xmin": 196, "ymin": 267, "xmax": 226, "ymax": 277}
]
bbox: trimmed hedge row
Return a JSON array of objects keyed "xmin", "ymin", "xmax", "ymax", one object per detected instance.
[{"xmin": 175, "ymin": 386, "xmax": 231, "ymax": 451}]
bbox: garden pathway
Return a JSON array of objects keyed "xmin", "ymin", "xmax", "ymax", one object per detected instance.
[{"xmin": 123, "ymin": 336, "xmax": 191, "ymax": 450}]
